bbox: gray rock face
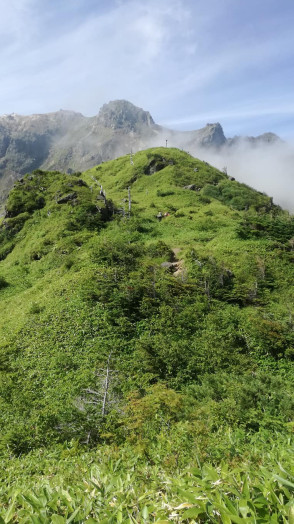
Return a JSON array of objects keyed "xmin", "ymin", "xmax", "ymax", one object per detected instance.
[
  {"xmin": 0, "ymin": 100, "xmax": 280, "ymax": 209},
  {"xmin": 97, "ymin": 100, "xmax": 155, "ymax": 131},
  {"xmin": 56, "ymin": 192, "xmax": 77, "ymax": 204},
  {"xmin": 194, "ymin": 122, "xmax": 226, "ymax": 147}
]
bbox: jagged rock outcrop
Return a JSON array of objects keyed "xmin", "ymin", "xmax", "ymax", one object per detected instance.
[
  {"xmin": 193, "ymin": 122, "xmax": 226, "ymax": 147},
  {"xmin": 97, "ymin": 100, "xmax": 155, "ymax": 131}
]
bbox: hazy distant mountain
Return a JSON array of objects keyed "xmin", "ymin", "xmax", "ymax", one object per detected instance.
[
  {"xmin": 227, "ymin": 132, "xmax": 281, "ymax": 147},
  {"xmin": 0, "ymin": 99, "xmax": 281, "ymax": 207}
]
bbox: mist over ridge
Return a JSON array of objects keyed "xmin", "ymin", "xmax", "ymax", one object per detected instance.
[
  {"xmin": 186, "ymin": 139, "xmax": 294, "ymax": 213},
  {"xmin": 0, "ymin": 99, "xmax": 293, "ymax": 212}
]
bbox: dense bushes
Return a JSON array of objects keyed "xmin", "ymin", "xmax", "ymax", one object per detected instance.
[
  {"xmin": 202, "ymin": 180, "xmax": 272, "ymax": 210},
  {"xmin": 237, "ymin": 213, "xmax": 294, "ymax": 242},
  {"xmin": 5, "ymin": 188, "xmax": 45, "ymax": 217}
]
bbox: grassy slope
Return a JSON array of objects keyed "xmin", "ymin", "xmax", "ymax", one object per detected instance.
[{"xmin": 0, "ymin": 148, "xmax": 294, "ymax": 521}]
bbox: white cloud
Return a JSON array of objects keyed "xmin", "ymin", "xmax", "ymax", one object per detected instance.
[
  {"xmin": 195, "ymin": 141, "xmax": 294, "ymax": 212},
  {"xmin": 0, "ymin": 0, "xmax": 193, "ymax": 114}
]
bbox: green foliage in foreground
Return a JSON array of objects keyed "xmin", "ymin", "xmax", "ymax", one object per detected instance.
[
  {"xmin": 0, "ymin": 147, "xmax": 293, "ymax": 520},
  {"xmin": 1, "ymin": 436, "xmax": 294, "ymax": 523}
]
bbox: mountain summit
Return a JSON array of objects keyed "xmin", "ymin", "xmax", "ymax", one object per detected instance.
[
  {"xmin": 201, "ymin": 122, "xmax": 226, "ymax": 146},
  {"xmin": 190, "ymin": 122, "xmax": 226, "ymax": 147},
  {"xmin": 97, "ymin": 100, "xmax": 155, "ymax": 130}
]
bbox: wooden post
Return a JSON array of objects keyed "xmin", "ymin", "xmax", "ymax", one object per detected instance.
[{"xmin": 128, "ymin": 186, "xmax": 131, "ymax": 218}]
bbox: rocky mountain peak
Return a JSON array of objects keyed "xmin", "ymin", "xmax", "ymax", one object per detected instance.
[
  {"xmin": 97, "ymin": 100, "xmax": 155, "ymax": 131},
  {"xmin": 197, "ymin": 122, "xmax": 226, "ymax": 147}
]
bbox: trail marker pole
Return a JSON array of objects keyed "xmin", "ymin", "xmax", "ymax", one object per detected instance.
[{"xmin": 128, "ymin": 186, "xmax": 131, "ymax": 218}]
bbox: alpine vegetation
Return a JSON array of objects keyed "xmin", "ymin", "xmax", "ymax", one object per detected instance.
[{"xmin": 0, "ymin": 148, "xmax": 294, "ymax": 522}]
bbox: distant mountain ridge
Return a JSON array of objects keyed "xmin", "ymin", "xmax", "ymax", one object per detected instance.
[{"xmin": 0, "ymin": 99, "xmax": 281, "ymax": 206}]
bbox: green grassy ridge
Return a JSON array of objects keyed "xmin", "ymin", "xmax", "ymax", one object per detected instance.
[
  {"xmin": 85, "ymin": 147, "xmax": 273, "ymax": 224},
  {"xmin": 0, "ymin": 148, "xmax": 294, "ymax": 520}
]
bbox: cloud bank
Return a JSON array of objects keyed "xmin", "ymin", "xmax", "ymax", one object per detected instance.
[{"xmin": 189, "ymin": 141, "xmax": 294, "ymax": 213}]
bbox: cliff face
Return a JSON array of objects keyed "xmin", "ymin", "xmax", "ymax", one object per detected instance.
[
  {"xmin": 0, "ymin": 100, "xmax": 280, "ymax": 208},
  {"xmin": 194, "ymin": 122, "xmax": 226, "ymax": 147},
  {"xmin": 0, "ymin": 110, "xmax": 86, "ymax": 192}
]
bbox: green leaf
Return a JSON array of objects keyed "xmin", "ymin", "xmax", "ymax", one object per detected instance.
[
  {"xmin": 137, "ymin": 491, "xmax": 154, "ymax": 502},
  {"xmin": 66, "ymin": 508, "xmax": 80, "ymax": 523},
  {"xmin": 22, "ymin": 492, "xmax": 44, "ymax": 510},
  {"xmin": 190, "ymin": 467, "xmax": 202, "ymax": 478},
  {"xmin": 4, "ymin": 501, "xmax": 16, "ymax": 523},
  {"xmin": 273, "ymin": 475, "xmax": 294, "ymax": 490},
  {"xmin": 142, "ymin": 506, "xmax": 149, "ymax": 520},
  {"xmin": 217, "ymin": 511, "xmax": 232, "ymax": 524},
  {"xmin": 222, "ymin": 495, "xmax": 239, "ymax": 516},
  {"xmin": 224, "ymin": 514, "xmax": 249, "ymax": 524},
  {"xmin": 241, "ymin": 476, "xmax": 250, "ymax": 500},
  {"xmin": 239, "ymin": 498, "xmax": 250, "ymax": 518},
  {"xmin": 51, "ymin": 516, "xmax": 66, "ymax": 524},
  {"xmin": 28, "ymin": 517, "xmax": 45, "ymax": 524},
  {"xmin": 177, "ymin": 488, "xmax": 202, "ymax": 504},
  {"xmin": 182, "ymin": 507, "xmax": 204, "ymax": 519},
  {"xmin": 289, "ymin": 503, "xmax": 294, "ymax": 524},
  {"xmin": 278, "ymin": 462, "xmax": 294, "ymax": 481}
]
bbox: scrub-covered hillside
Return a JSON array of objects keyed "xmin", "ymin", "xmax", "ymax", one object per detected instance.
[{"xmin": 0, "ymin": 148, "xmax": 293, "ymax": 522}]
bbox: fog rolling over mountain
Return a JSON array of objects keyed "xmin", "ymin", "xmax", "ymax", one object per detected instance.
[
  {"xmin": 0, "ymin": 99, "xmax": 293, "ymax": 211},
  {"xmin": 144, "ymin": 123, "xmax": 294, "ymax": 213},
  {"xmin": 184, "ymin": 139, "xmax": 294, "ymax": 213}
]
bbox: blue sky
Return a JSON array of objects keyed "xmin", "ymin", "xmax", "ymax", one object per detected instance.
[{"xmin": 1, "ymin": 0, "xmax": 294, "ymax": 138}]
